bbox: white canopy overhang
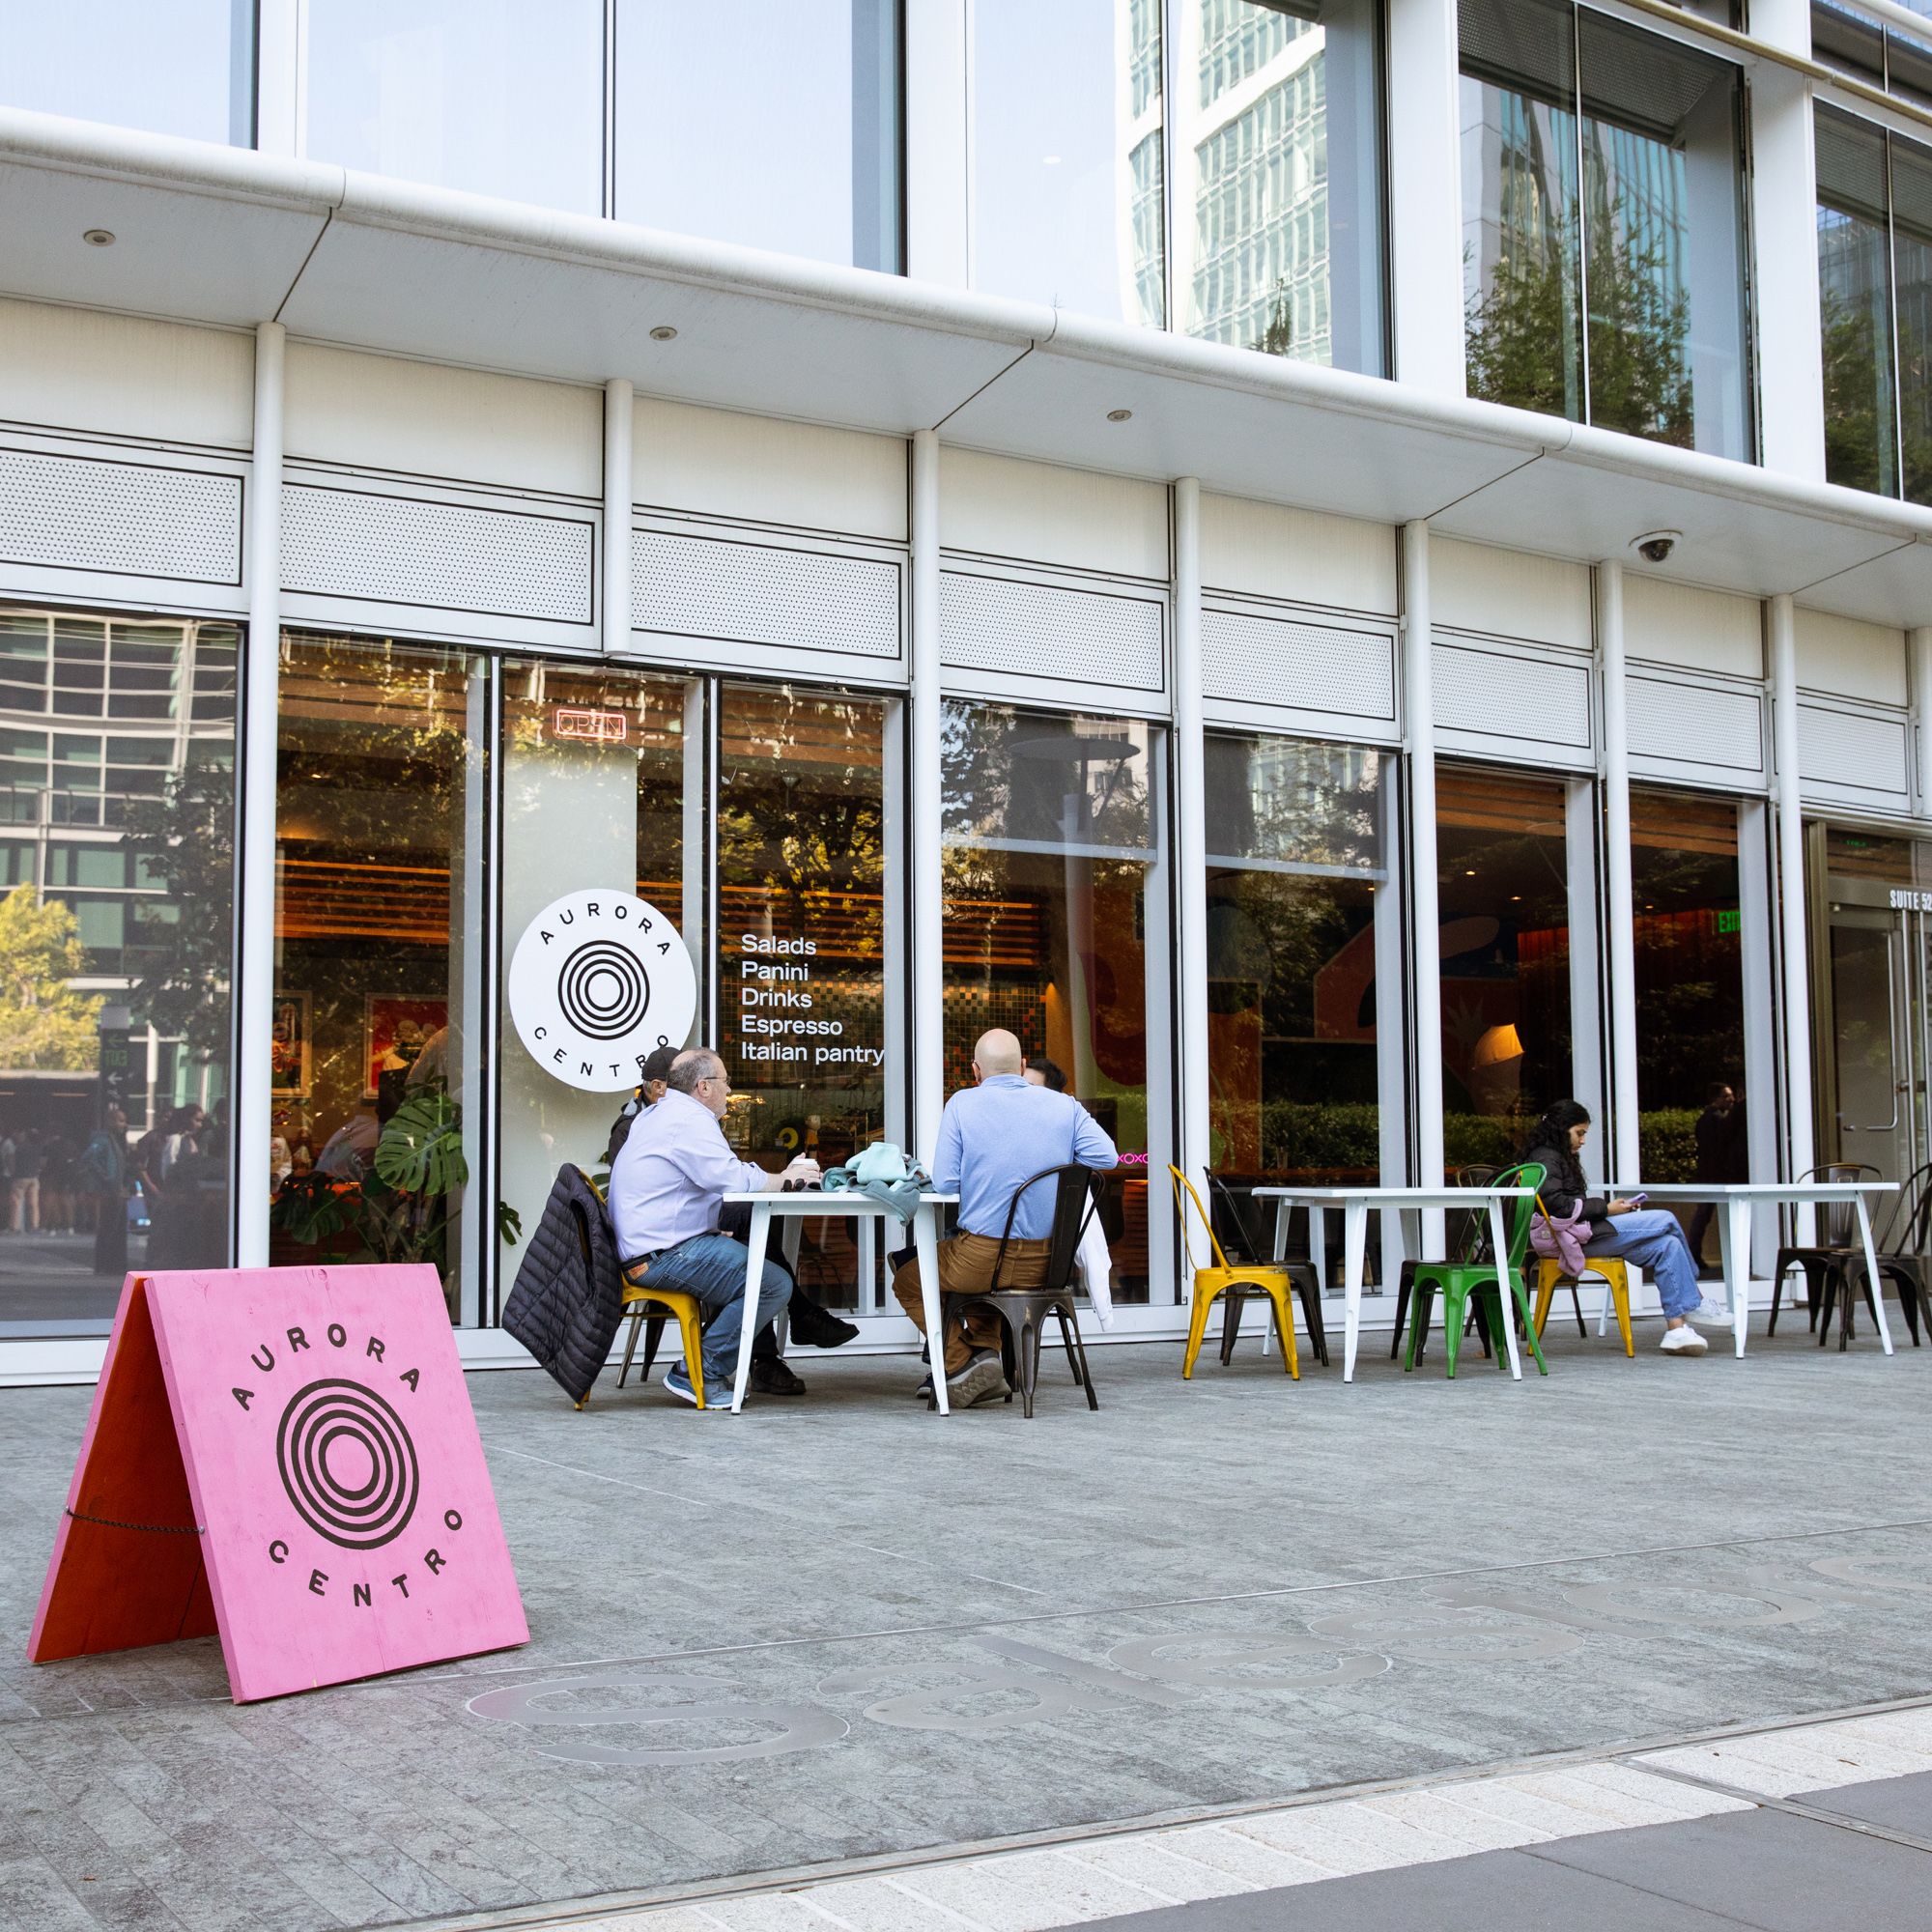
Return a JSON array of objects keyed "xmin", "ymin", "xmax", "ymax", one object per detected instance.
[{"xmin": 1, "ymin": 105, "xmax": 1928, "ymax": 629}]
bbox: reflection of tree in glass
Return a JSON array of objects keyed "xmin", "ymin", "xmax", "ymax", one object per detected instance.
[
  {"xmin": 941, "ymin": 702, "xmax": 1150, "ymax": 850},
  {"xmin": 720, "ymin": 699, "xmax": 884, "ymax": 954},
  {"xmin": 120, "ymin": 741, "xmax": 234, "ymax": 1065},
  {"xmin": 1821, "ymin": 287, "xmax": 1889, "ymax": 496},
  {"xmin": 0, "ymin": 885, "xmax": 100, "ymax": 1068},
  {"xmin": 1467, "ymin": 193, "xmax": 1690, "ymax": 445}
]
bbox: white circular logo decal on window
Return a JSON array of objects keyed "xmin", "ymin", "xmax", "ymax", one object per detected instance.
[{"xmin": 507, "ymin": 891, "xmax": 696, "ymax": 1092}]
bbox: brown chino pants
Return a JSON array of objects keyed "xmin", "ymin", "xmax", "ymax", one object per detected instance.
[{"xmin": 893, "ymin": 1231, "xmax": 1054, "ymax": 1376}]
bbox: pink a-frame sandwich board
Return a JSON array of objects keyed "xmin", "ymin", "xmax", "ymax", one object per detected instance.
[{"xmin": 29, "ymin": 1264, "xmax": 528, "ymax": 1702}]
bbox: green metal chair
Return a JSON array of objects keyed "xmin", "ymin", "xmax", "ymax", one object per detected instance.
[{"xmin": 1403, "ymin": 1161, "xmax": 1548, "ymax": 1378}]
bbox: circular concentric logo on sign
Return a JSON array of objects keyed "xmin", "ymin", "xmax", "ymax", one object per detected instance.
[
  {"xmin": 276, "ymin": 1378, "xmax": 419, "ymax": 1550},
  {"xmin": 507, "ymin": 890, "xmax": 696, "ymax": 1092}
]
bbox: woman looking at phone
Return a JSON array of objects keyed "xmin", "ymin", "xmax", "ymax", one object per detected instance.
[{"xmin": 1520, "ymin": 1099, "xmax": 1707, "ymax": 1356}]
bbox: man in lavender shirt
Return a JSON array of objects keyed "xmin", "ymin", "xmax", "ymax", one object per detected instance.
[
  {"xmin": 893, "ymin": 1028, "xmax": 1118, "ymax": 1407},
  {"xmin": 609, "ymin": 1047, "xmax": 819, "ymax": 1406}
]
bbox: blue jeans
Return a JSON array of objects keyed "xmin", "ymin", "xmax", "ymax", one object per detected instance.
[
  {"xmin": 641, "ymin": 1233, "xmax": 792, "ymax": 1387},
  {"xmin": 1585, "ymin": 1210, "xmax": 1701, "ymax": 1319}
]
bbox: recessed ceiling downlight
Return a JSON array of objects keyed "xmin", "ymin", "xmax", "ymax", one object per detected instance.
[
  {"xmin": 1107, "ymin": 408, "xmax": 1132, "ymax": 422},
  {"xmin": 649, "ymin": 325, "xmax": 678, "ymax": 342},
  {"xmin": 83, "ymin": 229, "xmax": 115, "ymax": 246}
]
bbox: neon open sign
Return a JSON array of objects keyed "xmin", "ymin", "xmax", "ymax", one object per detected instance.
[{"xmin": 551, "ymin": 707, "xmax": 627, "ymax": 745}]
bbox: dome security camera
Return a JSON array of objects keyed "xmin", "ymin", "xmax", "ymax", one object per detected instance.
[{"xmin": 1632, "ymin": 530, "xmax": 1681, "ymax": 564}]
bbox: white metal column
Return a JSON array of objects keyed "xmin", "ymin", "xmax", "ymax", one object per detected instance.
[
  {"xmin": 910, "ymin": 429, "xmax": 945, "ymax": 1164},
  {"xmin": 1385, "ymin": 0, "xmax": 1466, "ymax": 395},
  {"xmin": 1597, "ymin": 557, "xmax": 1639, "ymax": 1183},
  {"xmin": 236, "ymin": 320, "xmax": 285, "ymax": 1267},
  {"xmin": 1912, "ymin": 626, "xmax": 1932, "ymax": 812},
  {"xmin": 602, "ymin": 377, "xmax": 633, "ymax": 653},
  {"xmin": 1173, "ymin": 477, "xmax": 1208, "ymax": 1202},
  {"xmin": 1405, "ymin": 522, "xmax": 1443, "ymax": 1221},
  {"xmin": 1771, "ymin": 593, "xmax": 1816, "ymax": 1214}
]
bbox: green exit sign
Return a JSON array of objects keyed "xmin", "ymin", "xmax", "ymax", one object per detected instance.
[{"xmin": 1717, "ymin": 908, "xmax": 1740, "ymax": 933}]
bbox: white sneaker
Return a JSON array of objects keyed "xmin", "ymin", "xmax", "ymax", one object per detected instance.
[
  {"xmin": 1661, "ymin": 1324, "xmax": 1707, "ymax": 1355},
  {"xmin": 1696, "ymin": 1298, "xmax": 1728, "ymax": 1320}
]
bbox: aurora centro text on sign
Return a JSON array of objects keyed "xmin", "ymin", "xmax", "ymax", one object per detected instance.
[{"xmin": 732, "ymin": 930, "xmax": 885, "ymax": 1068}]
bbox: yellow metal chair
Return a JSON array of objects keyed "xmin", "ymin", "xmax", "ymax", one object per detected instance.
[
  {"xmin": 583, "ymin": 1171, "xmax": 706, "ymax": 1406},
  {"xmin": 1171, "ymin": 1166, "xmax": 1299, "ymax": 1380},
  {"xmin": 614, "ymin": 1262, "xmax": 707, "ymax": 1406},
  {"xmin": 1533, "ymin": 1257, "xmax": 1634, "ymax": 1357}
]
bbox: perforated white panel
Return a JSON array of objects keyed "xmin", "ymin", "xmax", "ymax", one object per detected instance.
[
  {"xmin": 941, "ymin": 571, "xmax": 1164, "ymax": 691},
  {"xmin": 1800, "ymin": 701, "xmax": 1909, "ymax": 796},
  {"xmin": 1434, "ymin": 641, "xmax": 1591, "ymax": 749},
  {"xmin": 1629, "ymin": 675, "xmax": 1763, "ymax": 774},
  {"xmin": 0, "ymin": 447, "xmax": 239, "ymax": 583},
  {"xmin": 1203, "ymin": 608, "xmax": 1395, "ymax": 721},
  {"xmin": 631, "ymin": 527, "xmax": 898, "ymax": 656},
  {"xmin": 281, "ymin": 484, "xmax": 592, "ymax": 621}
]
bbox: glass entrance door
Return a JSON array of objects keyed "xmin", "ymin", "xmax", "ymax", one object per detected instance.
[
  {"xmin": 1818, "ymin": 828, "xmax": 1932, "ymax": 1184},
  {"xmin": 1829, "ymin": 912, "xmax": 1912, "ymax": 1180}
]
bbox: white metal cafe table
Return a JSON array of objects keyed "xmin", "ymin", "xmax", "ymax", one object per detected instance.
[
  {"xmin": 1632, "ymin": 1180, "xmax": 1897, "ymax": 1358},
  {"xmin": 720, "ymin": 1189, "xmax": 958, "ymax": 1413},
  {"xmin": 1251, "ymin": 1185, "xmax": 1535, "ymax": 1382}
]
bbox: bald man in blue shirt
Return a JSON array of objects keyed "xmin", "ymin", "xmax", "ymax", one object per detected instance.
[{"xmin": 893, "ymin": 1028, "xmax": 1118, "ymax": 1406}]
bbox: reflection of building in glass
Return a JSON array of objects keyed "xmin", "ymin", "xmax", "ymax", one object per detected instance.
[
  {"xmin": 0, "ymin": 611, "xmax": 236, "ymax": 1123},
  {"xmin": 1122, "ymin": 0, "xmax": 1167, "ymax": 325},
  {"xmin": 1189, "ymin": 2, "xmax": 1327, "ymax": 358}
]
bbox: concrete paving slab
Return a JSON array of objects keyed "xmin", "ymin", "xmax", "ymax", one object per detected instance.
[
  {"xmin": 10, "ymin": 1331, "xmax": 1932, "ymax": 1928},
  {"xmin": 1791, "ymin": 1766, "xmax": 1932, "ymax": 1835}
]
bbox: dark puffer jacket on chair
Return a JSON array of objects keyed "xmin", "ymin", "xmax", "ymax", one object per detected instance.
[{"xmin": 502, "ymin": 1164, "xmax": 622, "ymax": 1406}]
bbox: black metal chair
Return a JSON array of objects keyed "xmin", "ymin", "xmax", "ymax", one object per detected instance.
[
  {"xmin": 1391, "ymin": 1166, "xmax": 1498, "ymax": 1362},
  {"xmin": 940, "ymin": 1161, "xmax": 1100, "ymax": 1418},
  {"xmin": 1818, "ymin": 1161, "xmax": 1932, "ymax": 1350},
  {"xmin": 1768, "ymin": 1163, "xmax": 1880, "ymax": 1336},
  {"xmin": 1208, "ymin": 1174, "xmax": 1328, "ymax": 1368}
]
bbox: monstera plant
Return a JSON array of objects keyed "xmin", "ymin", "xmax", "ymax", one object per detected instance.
[{"xmin": 271, "ymin": 1085, "xmax": 522, "ymax": 1309}]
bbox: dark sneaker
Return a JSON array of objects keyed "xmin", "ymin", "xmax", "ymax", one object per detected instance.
[
  {"xmin": 787, "ymin": 1297, "xmax": 860, "ymax": 1349},
  {"xmin": 914, "ymin": 1375, "xmax": 933, "ymax": 1400},
  {"xmin": 751, "ymin": 1357, "xmax": 807, "ymax": 1396},
  {"xmin": 946, "ymin": 1348, "xmax": 1006, "ymax": 1408}
]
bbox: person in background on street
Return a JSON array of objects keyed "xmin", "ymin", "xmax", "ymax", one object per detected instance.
[
  {"xmin": 1688, "ymin": 1081, "xmax": 1748, "ymax": 1279},
  {"xmin": 78, "ymin": 1106, "xmax": 128, "ymax": 1278},
  {"xmin": 9, "ymin": 1128, "xmax": 43, "ymax": 1229},
  {"xmin": 893, "ymin": 1028, "xmax": 1118, "ymax": 1406},
  {"xmin": 1025, "ymin": 1056, "xmax": 1068, "ymax": 1092},
  {"xmin": 1520, "ymin": 1099, "xmax": 1706, "ymax": 1355},
  {"xmin": 607, "ymin": 1048, "xmax": 817, "ymax": 1406},
  {"xmin": 9, "ymin": 1126, "xmax": 43, "ymax": 1234}
]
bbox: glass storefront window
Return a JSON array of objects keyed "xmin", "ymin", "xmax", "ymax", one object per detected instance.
[
  {"xmin": 972, "ymin": 0, "xmax": 1167, "ymax": 326},
  {"xmin": 497, "ymin": 664, "xmax": 696, "ymax": 1303},
  {"xmin": 942, "ymin": 700, "xmax": 1172, "ymax": 1303},
  {"xmin": 0, "ymin": 2, "xmax": 253, "ymax": 146},
  {"xmin": 1176, "ymin": 0, "xmax": 1387, "ymax": 375},
  {"xmin": 1437, "ymin": 764, "xmax": 1572, "ymax": 1169},
  {"xmin": 1460, "ymin": 0, "xmax": 1750, "ymax": 460},
  {"xmin": 0, "ymin": 609, "xmax": 237, "ymax": 1337},
  {"xmin": 306, "ymin": 0, "xmax": 604, "ymax": 214},
  {"xmin": 270, "ymin": 634, "xmax": 482, "ymax": 1319},
  {"xmin": 615, "ymin": 0, "xmax": 901, "ymax": 270},
  {"xmin": 1204, "ymin": 732, "xmax": 1388, "ymax": 1187},
  {"xmin": 1816, "ymin": 106, "xmax": 1932, "ymax": 505},
  {"xmin": 1631, "ymin": 786, "xmax": 1743, "ymax": 1115},
  {"xmin": 717, "ymin": 684, "xmax": 894, "ymax": 1311}
]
